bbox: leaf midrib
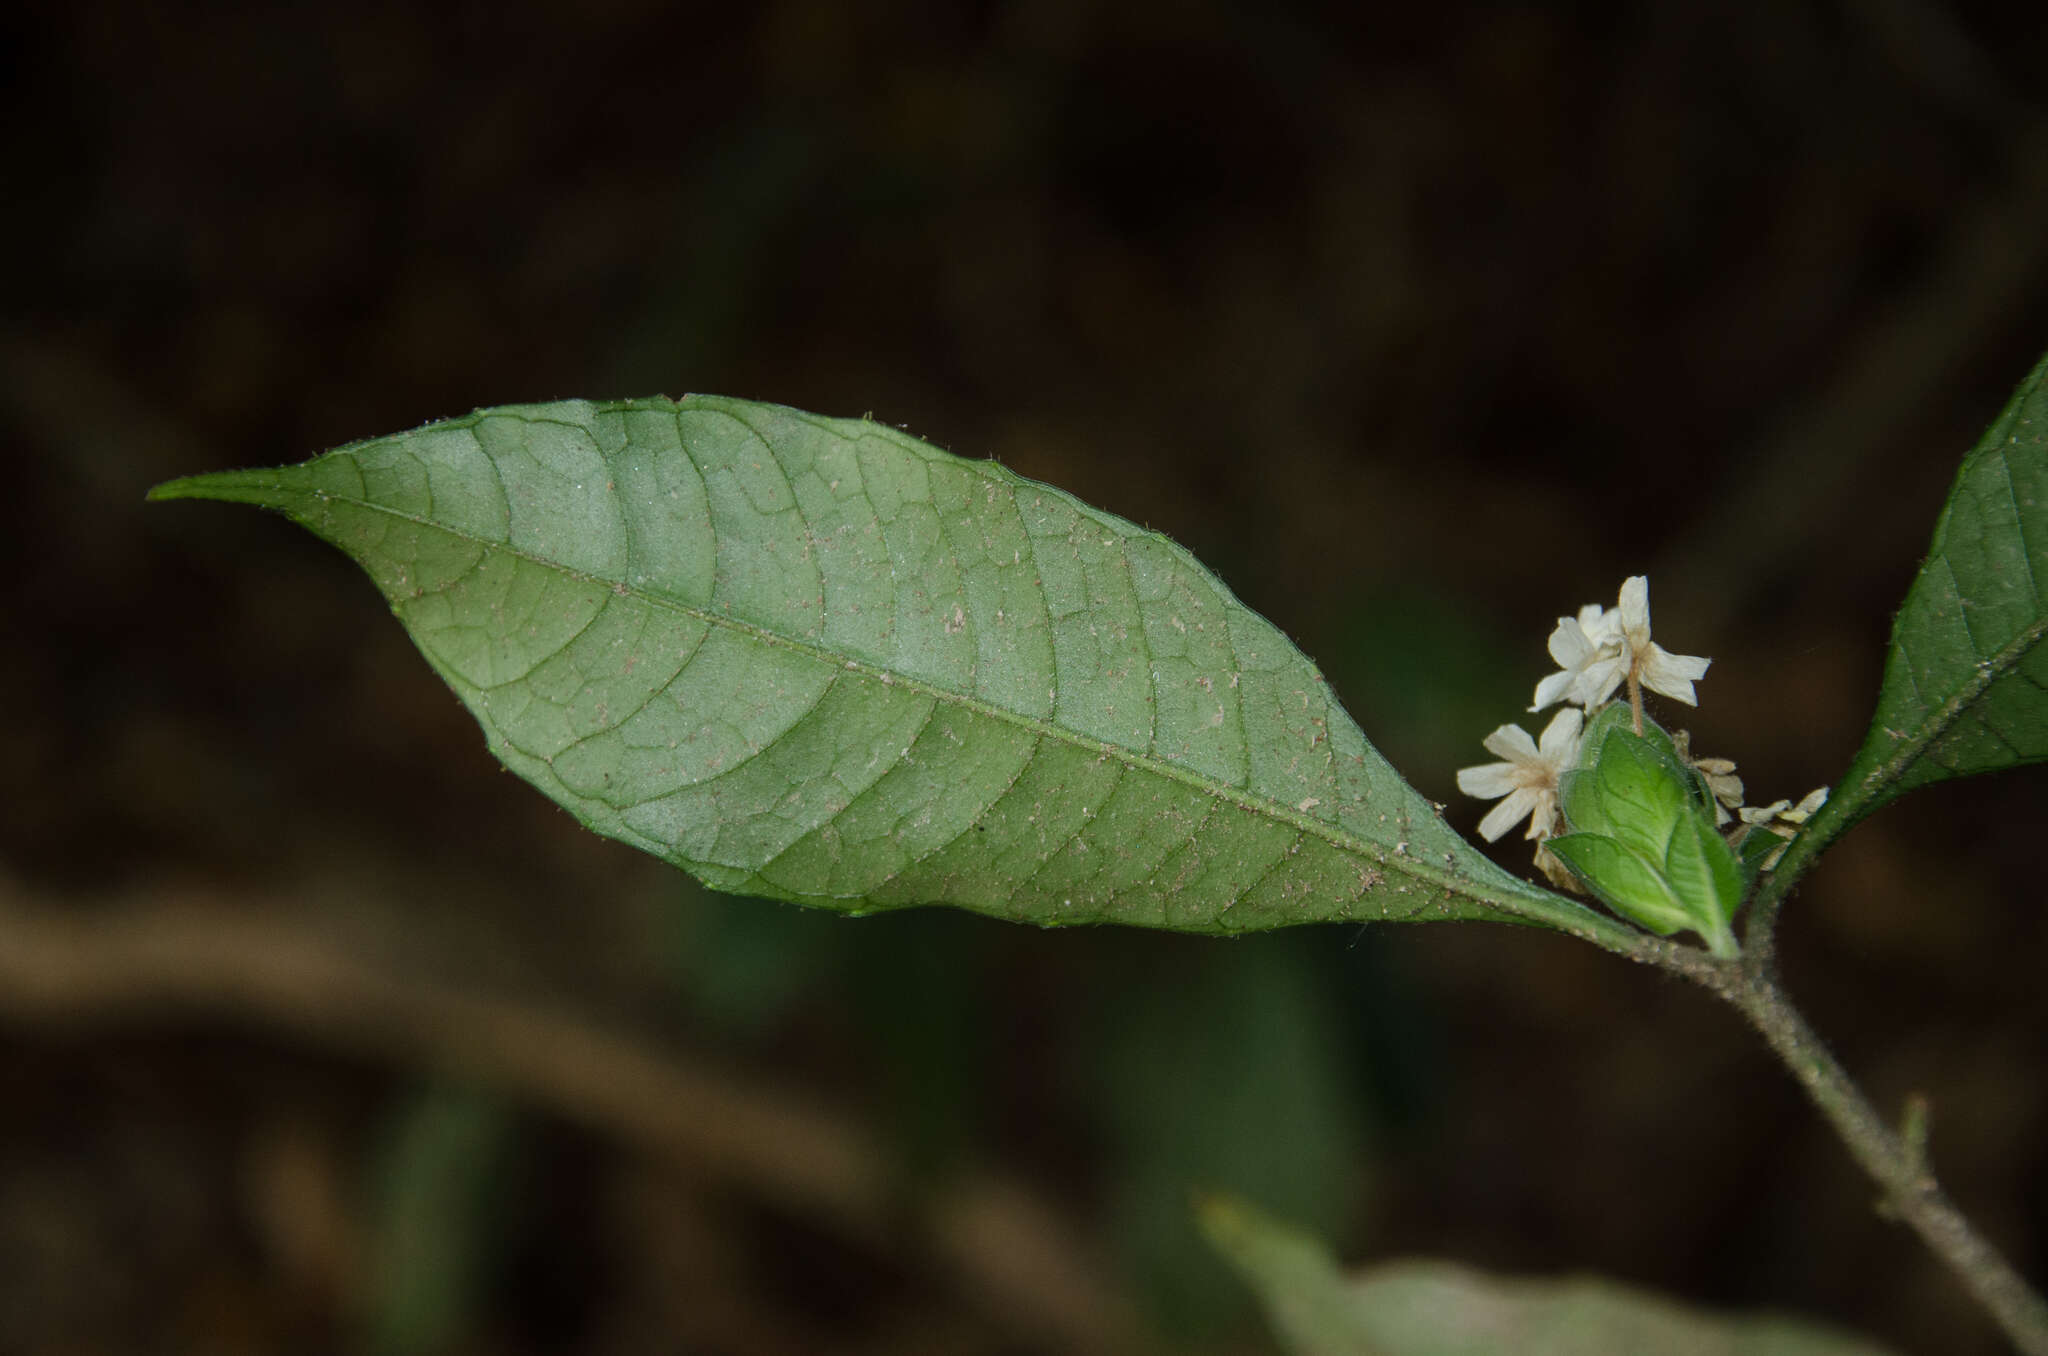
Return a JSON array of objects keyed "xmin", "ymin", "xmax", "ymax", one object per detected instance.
[
  {"xmin": 297, "ymin": 480, "xmax": 1538, "ymax": 913},
  {"xmin": 1872, "ymin": 610, "xmax": 2048, "ymax": 797}
]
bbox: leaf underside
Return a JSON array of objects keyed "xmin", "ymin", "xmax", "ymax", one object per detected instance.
[
  {"xmin": 1834, "ymin": 351, "xmax": 2048, "ymax": 830},
  {"xmin": 152, "ymin": 398, "xmax": 1598, "ymax": 936}
]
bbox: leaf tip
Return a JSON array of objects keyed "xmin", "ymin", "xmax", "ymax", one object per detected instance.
[
  {"xmin": 144, "ymin": 468, "xmax": 294, "ymax": 509},
  {"xmin": 146, "ymin": 475, "xmax": 208, "ymax": 503}
]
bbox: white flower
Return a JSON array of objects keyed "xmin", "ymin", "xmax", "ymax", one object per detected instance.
[
  {"xmin": 1531, "ymin": 604, "xmax": 1626, "ymax": 711},
  {"xmin": 1530, "ymin": 576, "xmax": 1712, "ymax": 711},
  {"xmin": 1612, "ymin": 575, "xmax": 1711, "ymax": 705},
  {"xmin": 1457, "ymin": 707, "xmax": 1584, "ymax": 842}
]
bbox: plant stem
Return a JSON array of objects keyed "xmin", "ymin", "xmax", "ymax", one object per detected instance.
[
  {"xmin": 1739, "ymin": 804, "xmax": 1845, "ymax": 979},
  {"xmin": 1609, "ymin": 804, "xmax": 2047, "ymax": 1347},
  {"xmin": 1679, "ymin": 956, "xmax": 2048, "ymax": 1354}
]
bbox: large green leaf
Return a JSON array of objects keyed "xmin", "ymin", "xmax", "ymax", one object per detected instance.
[
  {"xmin": 1826, "ymin": 351, "xmax": 2048, "ymax": 834},
  {"xmin": 1198, "ymin": 1195, "xmax": 1898, "ymax": 1356},
  {"xmin": 151, "ymin": 398, "xmax": 1616, "ymax": 939}
]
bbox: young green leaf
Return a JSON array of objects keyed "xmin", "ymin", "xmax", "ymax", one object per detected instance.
[
  {"xmin": 1822, "ymin": 350, "xmax": 2048, "ymax": 843},
  {"xmin": 1660, "ymin": 814, "xmax": 1743, "ymax": 957},
  {"xmin": 1579, "ymin": 700, "xmax": 1684, "ymax": 768},
  {"xmin": 1561, "ymin": 704, "xmax": 1690, "ymax": 843},
  {"xmin": 1550, "ymin": 713, "xmax": 1744, "ymax": 955},
  {"xmin": 152, "ymin": 399, "xmax": 1621, "ymax": 940},
  {"xmin": 1585, "ymin": 731, "xmax": 1691, "ymax": 861},
  {"xmin": 1545, "ymin": 832, "xmax": 1693, "ymax": 937}
]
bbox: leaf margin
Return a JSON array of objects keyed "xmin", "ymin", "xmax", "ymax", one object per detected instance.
[{"xmin": 151, "ymin": 396, "xmax": 1643, "ymax": 949}]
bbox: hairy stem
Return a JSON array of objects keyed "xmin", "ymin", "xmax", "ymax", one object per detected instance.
[
  {"xmin": 1738, "ymin": 808, "xmax": 1842, "ymax": 979},
  {"xmin": 1559, "ymin": 805, "xmax": 2044, "ymax": 1348},
  {"xmin": 1676, "ymin": 955, "xmax": 2048, "ymax": 1354}
]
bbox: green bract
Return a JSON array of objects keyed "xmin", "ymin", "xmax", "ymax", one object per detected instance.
[
  {"xmin": 150, "ymin": 397, "xmax": 1622, "ymax": 940},
  {"xmin": 1550, "ymin": 708, "xmax": 1742, "ymax": 957}
]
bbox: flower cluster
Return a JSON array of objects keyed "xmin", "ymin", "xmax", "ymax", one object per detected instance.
[
  {"xmin": 1457, "ymin": 576, "xmax": 1826, "ymax": 909},
  {"xmin": 1459, "ymin": 577, "xmax": 1708, "ymax": 852}
]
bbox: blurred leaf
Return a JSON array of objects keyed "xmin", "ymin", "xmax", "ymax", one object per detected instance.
[
  {"xmin": 1827, "ymin": 350, "xmax": 2048, "ymax": 834},
  {"xmin": 1198, "ymin": 1195, "xmax": 1899, "ymax": 1356},
  {"xmin": 844, "ymin": 909, "xmax": 994, "ymax": 1176},
  {"xmin": 152, "ymin": 399, "xmax": 1617, "ymax": 940},
  {"xmin": 365, "ymin": 1087, "xmax": 519, "ymax": 1356},
  {"xmin": 665, "ymin": 885, "xmax": 848, "ymax": 1036},
  {"xmin": 1093, "ymin": 937, "xmax": 1367, "ymax": 1335}
]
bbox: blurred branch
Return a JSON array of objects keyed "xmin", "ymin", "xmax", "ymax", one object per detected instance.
[
  {"xmin": 0, "ymin": 875, "xmax": 1146, "ymax": 1355},
  {"xmin": 1842, "ymin": 0, "xmax": 2044, "ymax": 127},
  {"xmin": 1662, "ymin": 117, "xmax": 2048, "ymax": 642}
]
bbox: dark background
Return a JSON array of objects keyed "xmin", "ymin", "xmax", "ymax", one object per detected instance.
[{"xmin": 4, "ymin": 2, "xmax": 2047, "ymax": 1352}]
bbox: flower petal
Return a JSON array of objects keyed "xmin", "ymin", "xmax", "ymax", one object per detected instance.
[
  {"xmin": 1569, "ymin": 655, "xmax": 1628, "ymax": 707},
  {"xmin": 1479, "ymin": 723, "xmax": 1539, "ymax": 762},
  {"xmin": 1616, "ymin": 575, "xmax": 1651, "ymax": 632},
  {"xmin": 1530, "ymin": 668, "xmax": 1576, "ymax": 713},
  {"xmin": 1640, "ymin": 645, "xmax": 1711, "ymax": 704},
  {"xmin": 1456, "ymin": 762, "xmax": 1518, "ymax": 798},
  {"xmin": 1547, "ymin": 616, "xmax": 1595, "ymax": 667},
  {"xmin": 1782, "ymin": 787, "xmax": 1829, "ymax": 822},
  {"xmin": 1535, "ymin": 706, "xmax": 1584, "ymax": 761},
  {"xmin": 1738, "ymin": 799, "xmax": 1791, "ymax": 825},
  {"xmin": 1478, "ymin": 787, "xmax": 1538, "ymax": 842}
]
